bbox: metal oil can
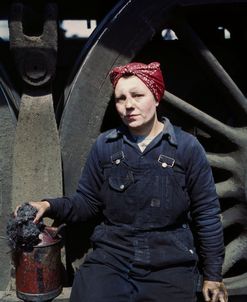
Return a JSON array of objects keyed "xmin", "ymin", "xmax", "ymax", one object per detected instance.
[{"xmin": 14, "ymin": 226, "xmax": 63, "ymax": 301}]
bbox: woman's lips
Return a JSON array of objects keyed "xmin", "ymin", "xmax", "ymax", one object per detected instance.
[{"xmin": 126, "ymin": 114, "xmax": 139, "ymax": 119}]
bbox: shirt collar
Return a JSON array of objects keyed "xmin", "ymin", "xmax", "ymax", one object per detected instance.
[
  {"xmin": 161, "ymin": 117, "xmax": 177, "ymax": 146},
  {"xmin": 105, "ymin": 126, "xmax": 125, "ymax": 140},
  {"xmin": 105, "ymin": 117, "xmax": 178, "ymax": 146}
]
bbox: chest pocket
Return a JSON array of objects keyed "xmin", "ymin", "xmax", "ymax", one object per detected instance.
[
  {"xmin": 100, "ymin": 162, "xmax": 140, "ymax": 224},
  {"xmin": 108, "ymin": 170, "xmax": 135, "ymax": 192}
]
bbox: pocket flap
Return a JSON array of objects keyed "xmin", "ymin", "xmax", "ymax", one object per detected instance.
[{"xmin": 109, "ymin": 173, "xmax": 134, "ymax": 192}]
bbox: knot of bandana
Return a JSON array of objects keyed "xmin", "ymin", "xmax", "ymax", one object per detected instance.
[{"xmin": 109, "ymin": 62, "xmax": 165, "ymax": 102}]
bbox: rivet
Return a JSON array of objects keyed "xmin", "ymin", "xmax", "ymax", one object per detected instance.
[
  {"xmin": 120, "ymin": 184, "xmax": 125, "ymax": 190},
  {"xmin": 162, "ymin": 162, "xmax": 167, "ymax": 168},
  {"xmin": 115, "ymin": 159, "xmax": 121, "ymax": 165}
]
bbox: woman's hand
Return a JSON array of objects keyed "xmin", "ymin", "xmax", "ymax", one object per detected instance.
[
  {"xmin": 202, "ymin": 280, "xmax": 228, "ymax": 302},
  {"xmin": 14, "ymin": 201, "xmax": 51, "ymax": 224}
]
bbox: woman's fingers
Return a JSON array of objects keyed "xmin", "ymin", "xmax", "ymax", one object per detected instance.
[
  {"xmin": 202, "ymin": 280, "xmax": 228, "ymax": 302},
  {"xmin": 29, "ymin": 201, "xmax": 51, "ymax": 224},
  {"xmin": 14, "ymin": 201, "xmax": 50, "ymax": 224},
  {"xmin": 14, "ymin": 205, "xmax": 21, "ymax": 217}
]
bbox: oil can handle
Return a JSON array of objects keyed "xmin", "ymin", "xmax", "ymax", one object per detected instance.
[{"xmin": 45, "ymin": 223, "xmax": 66, "ymax": 239}]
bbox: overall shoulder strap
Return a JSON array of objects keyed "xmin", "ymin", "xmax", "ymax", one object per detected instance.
[
  {"xmin": 173, "ymin": 126, "xmax": 186, "ymax": 173},
  {"xmin": 158, "ymin": 125, "xmax": 183, "ymax": 171},
  {"xmin": 96, "ymin": 131, "xmax": 123, "ymax": 167},
  {"xmin": 160, "ymin": 125, "xmax": 181, "ymax": 159},
  {"xmin": 173, "ymin": 125, "xmax": 182, "ymax": 140}
]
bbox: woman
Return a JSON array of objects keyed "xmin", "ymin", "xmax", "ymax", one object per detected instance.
[{"xmin": 23, "ymin": 62, "xmax": 227, "ymax": 302}]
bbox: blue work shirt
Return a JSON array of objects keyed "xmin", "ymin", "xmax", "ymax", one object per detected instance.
[{"xmin": 47, "ymin": 118, "xmax": 225, "ymax": 282}]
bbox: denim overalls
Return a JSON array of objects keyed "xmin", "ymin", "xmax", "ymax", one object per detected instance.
[{"xmin": 70, "ymin": 132, "xmax": 200, "ymax": 302}]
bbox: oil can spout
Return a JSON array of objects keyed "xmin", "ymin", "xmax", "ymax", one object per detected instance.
[
  {"xmin": 38, "ymin": 224, "xmax": 66, "ymax": 247},
  {"xmin": 43, "ymin": 223, "xmax": 66, "ymax": 239},
  {"xmin": 45, "ymin": 223, "xmax": 66, "ymax": 238},
  {"xmin": 50, "ymin": 223, "xmax": 66, "ymax": 237}
]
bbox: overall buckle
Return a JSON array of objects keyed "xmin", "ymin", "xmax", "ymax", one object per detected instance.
[
  {"xmin": 111, "ymin": 151, "xmax": 124, "ymax": 165},
  {"xmin": 158, "ymin": 154, "xmax": 175, "ymax": 168}
]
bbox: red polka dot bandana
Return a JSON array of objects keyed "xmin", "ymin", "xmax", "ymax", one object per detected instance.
[{"xmin": 109, "ymin": 62, "xmax": 165, "ymax": 102}]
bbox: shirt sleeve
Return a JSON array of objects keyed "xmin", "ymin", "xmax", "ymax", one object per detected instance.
[
  {"xmin": 46, "ymin": 137, "xmax": 104, "ymax": 223},
  {"xmin": 185, "ymin": 136, "xmax": 225, "ymax": 281}
]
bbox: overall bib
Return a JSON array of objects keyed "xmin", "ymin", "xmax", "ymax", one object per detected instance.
[{"xmin": 70, "ymin": 136, "xmax": 200, "ymax": 302}]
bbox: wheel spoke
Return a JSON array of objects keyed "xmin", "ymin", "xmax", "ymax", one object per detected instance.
[
  {"xmin": 173, "ymin": 17, "xmax": 247, "ymax": 114},
  {"xmin": 223, "ymin": 231, "xmax": 247, "ymax": 274},
  {"xmin": 222, "ymin": 204, "xmax": 247, "ymax": 228},
  {"xmin": 207, "ymin": 152, "xmax": 237, "ymax": 171},
  {"xmin": 164, "ymin": 91, "xmax": 236, "ymax": 139},
  {"xmin": 216, "ymin": 178, "xmax": 243, "ymax": 199}
]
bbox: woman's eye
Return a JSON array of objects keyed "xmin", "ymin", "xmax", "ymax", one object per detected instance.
[
  {"xmin": 115, "ymin": 97, "xmax": 125, "ymax": 103},
  {"xmin": 133, "ymin": 93, "xmax": 142, "ymax": 98},
  {"xmin": 133, "ymin": 94, "xmax": 144, "ymax": 100}
]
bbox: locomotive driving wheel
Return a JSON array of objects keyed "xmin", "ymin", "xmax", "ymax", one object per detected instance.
[{"xmin": 58, "ymin": 0, "xmax": 247, "ymax": 296}]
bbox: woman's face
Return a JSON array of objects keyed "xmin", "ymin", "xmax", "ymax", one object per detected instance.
[{"xmin": 114, "ymin": 75, "xmax": 159, "ymax": 135}]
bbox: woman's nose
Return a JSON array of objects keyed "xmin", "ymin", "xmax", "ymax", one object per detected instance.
[{"xmin": 125, "ymin": 98, "xmax": 134, "ymax": 108}]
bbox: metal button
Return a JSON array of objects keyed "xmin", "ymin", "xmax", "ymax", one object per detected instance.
[
  {"xmin": 182, "ymin": 224, "xmax": 187, "ymax": 229},
  {"xmin": 162, "ymin": 162, "xmax": 167, "ymax": 168},
  {"xmin": 115, "ymin": 159, "xmax": 121, "ymax": 165},
  {"xmin": 120, "ymin": 184, "xmax": 125, "ymax": 190}
]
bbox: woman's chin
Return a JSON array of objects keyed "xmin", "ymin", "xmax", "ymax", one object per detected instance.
[{"xmin": 124, "ymin": 120, "xmax": 142, "ymax": 129}]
